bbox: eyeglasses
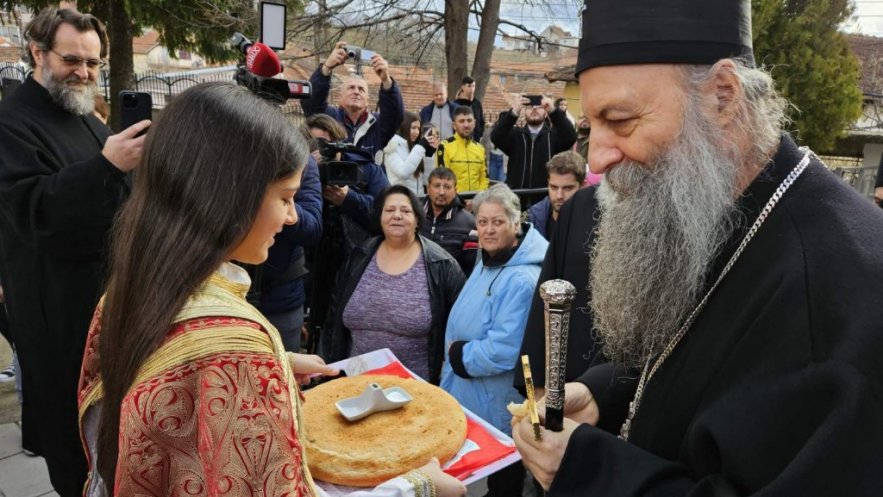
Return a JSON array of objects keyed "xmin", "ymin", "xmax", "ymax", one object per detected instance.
[{"xmin": 48, "ymin": 49, "xmax": 106, "ymax": 70}]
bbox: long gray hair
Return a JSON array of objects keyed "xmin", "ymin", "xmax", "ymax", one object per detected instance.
[{"xmin": 680, "ymin": 58, "xmax": 789, "ymax": 167}]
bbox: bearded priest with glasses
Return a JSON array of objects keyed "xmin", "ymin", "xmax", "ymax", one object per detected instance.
[{"xmin": 0, "ymin": 7, "xmax": 150, "ymax": 496}]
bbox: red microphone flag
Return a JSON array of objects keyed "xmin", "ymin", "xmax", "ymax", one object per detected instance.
[{"xmin": 246, "ymin": 42, "xmax": 282, "ymax": 78}]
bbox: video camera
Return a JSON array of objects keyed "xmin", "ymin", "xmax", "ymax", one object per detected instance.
[
  {"xmin": 230, "ymin": 3, "xmax": 311, "ymax": 104},
  {"xmin": 317, "ymin": 140, "xmax": 374, "ymax": 187}
]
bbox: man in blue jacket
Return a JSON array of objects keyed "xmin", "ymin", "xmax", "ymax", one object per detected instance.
[
  {"xmin": 255, "ymin": 155, "xmax": 323, "ymax": 352},
  {"xmin": 301, "ymin": 40, "xmax": 403, "ymax": 164}
]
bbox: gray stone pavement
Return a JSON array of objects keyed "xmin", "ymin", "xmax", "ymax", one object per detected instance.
[{"xmin": 0, "ymin": 338, "xmax": 59, "ymax": 497}]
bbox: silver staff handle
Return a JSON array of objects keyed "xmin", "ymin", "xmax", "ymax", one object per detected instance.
[{"xmin": 539, "ymin": 279, "xmax": 577, "ymax": 432}]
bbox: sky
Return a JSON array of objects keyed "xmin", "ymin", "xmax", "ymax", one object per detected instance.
[
  {"xmin": 320, "ymin": 0, "xmax": 883, "ymax": 45},
  {"xmin": 490, "ymin": 1, "xmax": 883, "ymax": 42},
  {"xmin": 492, "ymin": 1, "xmax": 581, "ymax": 40},
  {"xmin": 847, "ymin": 0, "xmax": 883, "ymax": 36}
]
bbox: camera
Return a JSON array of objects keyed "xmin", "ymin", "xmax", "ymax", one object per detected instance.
[
  {"xmin": 345, "ymin": 46, "xmax": 375, "ymax": 62},
  {"xmin": 233, "ymin": 66, "xmax": 312, "ymax": 103},
  {"xmin": 318, "ymin": 140, "xmax": 363, "ymax": 187},
  {"xmin": 526, "ymin": 95, "xmax": 543, "ymax": 107}
]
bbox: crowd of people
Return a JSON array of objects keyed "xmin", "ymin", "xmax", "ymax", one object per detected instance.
[{"xmin": 1, "ymin": 1, "xmax": 882, "ymax": 497}]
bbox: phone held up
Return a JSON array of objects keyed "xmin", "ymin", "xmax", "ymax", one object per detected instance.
[
  {"xmin": 421, "ymin": 123, "xmax": 437, "ymax": 137},
  {"xmin": 526, "ymin": 94, "xmax": 543, "ymax": 107},
  {"xmin": 118, "ymin": 91, "xmax": 152, "ymax": 136}
]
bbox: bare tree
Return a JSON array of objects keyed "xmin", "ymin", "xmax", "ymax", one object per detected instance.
[
  {"xmin": 470, "ymin": 0, "xmax": 500, "ymax": 101},
  {"xmin": 287, "ymin": 0, "xmax": 573, "ymax": 102},
  {"xmin": 444, "ymin": 0, "xmax": 468, "ymax": 96}
]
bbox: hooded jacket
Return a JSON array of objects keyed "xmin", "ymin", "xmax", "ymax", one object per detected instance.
[
  {"xmin": 440, "ymin": 224, "xmax": 549, "ymax": 434},
  {"xmin": 491, "ymin": 108, "xmax": 577, "ymax": 189}
]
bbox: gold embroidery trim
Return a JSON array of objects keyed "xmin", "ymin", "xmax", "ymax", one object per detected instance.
[
  {"xmin": 402, "ymin": 472, "xmax": 424, "ymax": 497},
  {"xmin": 206, "ymin": 273, "xmax": 250, "ymax": 298},
  {"xmin": 79, "ymin": 325, "xmax": 273, "ymax": 417},
  {"xmin": 79, "ymin": 271, "xmax": 320, "ymax": 497}
]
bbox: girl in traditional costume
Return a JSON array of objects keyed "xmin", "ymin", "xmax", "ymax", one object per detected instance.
[{"xmin": 77, "ymin": 82, "xmax": 463, "ymax": 497}]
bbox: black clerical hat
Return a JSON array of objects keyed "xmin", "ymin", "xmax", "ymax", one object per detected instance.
[{"xmin": 576, "ymin": 0, "xmax": 754, "ymax": 75}]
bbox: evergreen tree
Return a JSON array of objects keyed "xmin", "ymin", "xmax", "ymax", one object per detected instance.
[{"xmin": 752, "ymin": 0, "xmax": 863, "ymax": 152}]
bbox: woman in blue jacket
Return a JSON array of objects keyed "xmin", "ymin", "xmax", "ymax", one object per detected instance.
[{"xmin": 441, "ymin": 183, "xmax": 548, "ymax": 497}]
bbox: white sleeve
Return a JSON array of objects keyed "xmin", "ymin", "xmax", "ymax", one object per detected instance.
[
  {"xmin": 384, "ymin": 141, "xmax": 427, "ymax": 182},
  {"xmin": 315, "ymin": 477, "xmax": 416, "ymax": 497}
]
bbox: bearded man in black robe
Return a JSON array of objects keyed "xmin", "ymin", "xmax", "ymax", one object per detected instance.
[
  {"xmin": 0, "ymin": 8, "xmax": 148, "ymax": 496},
  {"xmin": 512, "ymin": 1, "xmax": 883, "ymax": 495}
]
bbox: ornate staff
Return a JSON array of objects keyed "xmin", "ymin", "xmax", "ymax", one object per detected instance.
[{"xmin": 539, "ymin": 279, "xmax": 576, "ymax": 432}]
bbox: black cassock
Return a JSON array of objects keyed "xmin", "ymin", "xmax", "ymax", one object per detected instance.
[
  {"xmin": 551, "ymin": 134, "xmax": 883, "ymax": 495},
  {"xmin": 513, "ymin": 187, "xmax": 606, "ymax": 389},
  {"xmin": 515, "ymin": 184, "xmax": 642, "ymax": 435},
  {"xmin": 0, "ymin": 76, "xmax": 128, "ymax": 496}
]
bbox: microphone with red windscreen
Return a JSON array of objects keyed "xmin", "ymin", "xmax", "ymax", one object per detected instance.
[
  {"xmin": 231, "ymin": 32, "xmax": 312, "ymax": 103},
  {"xmin": 246, "ymin": 42, "xmax": 282, "ymax": 78},
  {"xmin": 230, "ymin": 33, "xmax": 282, "ymax": 78}
]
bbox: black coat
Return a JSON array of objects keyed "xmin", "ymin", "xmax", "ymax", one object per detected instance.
[
  {"xmin": 491, "ymin": 108, "xmax": 577, "ymax": 190},
  {"xmin": 514, "ymin": 186, "xmax": 607, "ymax": 395},
  {"xmin": 0, "ymin": 76, "xmax": 128, "ymax": 495},
  {"xmin": 553, "ymin": 134, "xmax": 883, "ymax": 496},
  {"xmin": 321, "ymin": 235, "xmax": 466, "ymax": 384},
  {"xmin": 420, "ymin": 196, "xmax": 477, "ymax": 275}
]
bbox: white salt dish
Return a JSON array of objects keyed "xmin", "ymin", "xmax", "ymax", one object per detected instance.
[{"xmin": 335, "ymin": 382, "xmax": 413, "ymax": 422}]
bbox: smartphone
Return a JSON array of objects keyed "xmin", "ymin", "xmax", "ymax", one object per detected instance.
[
  {"xmin": 118, "ymin": 91, "xmax": 152, "ymax": 134},
  {"xmin": 526, "ymin": 94, "xmax": 543, "ymax": 107}
]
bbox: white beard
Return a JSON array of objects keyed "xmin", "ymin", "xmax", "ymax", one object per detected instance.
[
  {"xmin": 42, "ymin": 61, "xmax": 98, "ymax": 116},
  {"xmin": 589, "ymin": 98, "xmax": 741, "ymax": 368}
]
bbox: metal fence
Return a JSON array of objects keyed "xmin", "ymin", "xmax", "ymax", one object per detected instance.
[
  {"xmin": 131, "ymin": 66, "xmax": 237, "ymax": 108},
  {"xmin": 0, "ymin": 62, "xmax": 305, "ymax": 123},
  {"xmin": 831, "ymin": 166, "xmax": 878, "ymax": 201},
  {"xmin": 0, "ymin": 63, "xmax": 25, "ymax": 98}
]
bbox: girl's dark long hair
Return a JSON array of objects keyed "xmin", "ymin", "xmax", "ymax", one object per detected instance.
[
  {"xmin": 398, "ymin": 111, "xmax": 420, "ymax": 149},
  {"xmin": 95, "ymin": 82, "xmax": 308, "ymax": 488}
]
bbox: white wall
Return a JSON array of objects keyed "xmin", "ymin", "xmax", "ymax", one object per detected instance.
[{"xmin": 862, "ymin": 142, "xmax": 883, "ymax": 169}]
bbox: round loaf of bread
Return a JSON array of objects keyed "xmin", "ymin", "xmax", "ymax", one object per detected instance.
[{"xmin": 302, "ymin": 375, "xmax": 468, "ymax": 487}]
